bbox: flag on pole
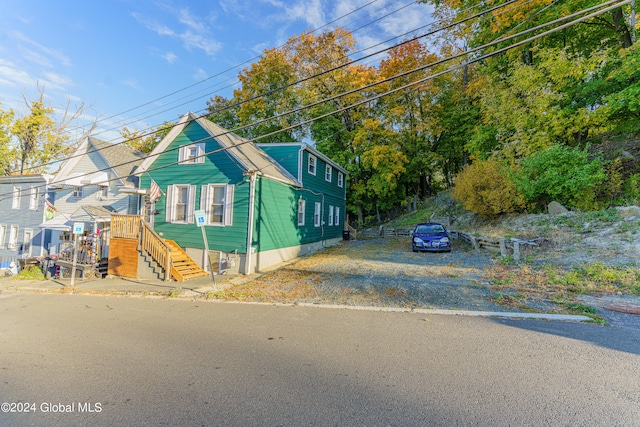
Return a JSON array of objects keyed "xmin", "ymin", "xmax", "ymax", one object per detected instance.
[{"xmin": 149, "ymin": 179, "xmax": 161, "ymax": 203}]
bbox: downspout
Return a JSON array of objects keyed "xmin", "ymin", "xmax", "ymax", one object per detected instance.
[{"xmin": 245, "ymin": 172, "xmax": 257, "ymax": 274}]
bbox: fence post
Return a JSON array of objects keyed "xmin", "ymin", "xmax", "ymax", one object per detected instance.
[
  {"xmin": 513, "ymin": 241, "xmax": 521, "ymax": 261},
  {"xmin": 499, "ymin": 238, "xmax": 507, "ymax": 257}
]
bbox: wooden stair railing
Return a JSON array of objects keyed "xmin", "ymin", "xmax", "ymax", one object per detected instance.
[
  {"xmin": 345, "ymin": 223, "xmax": 357, "ymax": 240},
  {"xmin": 164, "ymin": 240, "xmax": 208, "ymax": 282},
  {"xmin": 112, "ymin": 215, "xmax": 207, "ymax": 282},
  {"xmin": 140, "ymin": 220, "xmax": 173, "ymax": 282}
]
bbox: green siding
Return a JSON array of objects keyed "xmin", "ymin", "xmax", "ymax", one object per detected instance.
[
  {"xmin": 258, "ymin": 144, "xmax": 301, "ymax": 179},
  {"xmin": 141, "ymin": 121, "xmax": 249, "ymax": 254},
  {"xmin": 252, "ymin": 177, "xmax": 344, "ymax": 252},
  {"xmin": 141, "ymin": 124, "xmax": 347, "ymax": 255}
]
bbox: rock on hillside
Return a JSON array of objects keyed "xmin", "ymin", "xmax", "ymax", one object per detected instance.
[{"xmin": 455, "ymin": 206, "xmax": 640, "ymax": 269}]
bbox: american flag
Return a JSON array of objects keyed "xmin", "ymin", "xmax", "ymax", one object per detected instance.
[
  {"xmin": 149, "ymin": 179, "xmax": 161, "ymax": 203},
  {"xmin": 45, "ymin": 198, "xmax": 57, "ymax": 212}
]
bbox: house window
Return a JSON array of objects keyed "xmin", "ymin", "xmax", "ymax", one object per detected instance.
[
  {"xmin": 73, "ymin": 187, "xmax": 83, "ymax": 198},
  {"xmin": 29, "ymin": 186, "xmax": 39, "ymax": 210},
  {"xmin": 201, "ymin": 184, "xmax": 234, "ymax": 226},
  {"xmin": 0, "ymin": 224, "xmax": 5, "ymax": 247},
  {"xmin": 308, "ymin": 155, "xmax": 317, "ymax": 175},
  {"xmin": 325, "ymin": 165, "xmax": 332, "ymax": 182},
  {"xmin": 328, "ymin": 206, "xmax": 334, "ymax": 226},
  {"xmin": 12, "ymin": 186, "xmax": 21, "ymax": 209},
  {"xmin": 179, "ymin": 143, "xmax": 205, "ymax": 164},
  {"xmin": 314, "ymin": 202, "xmax": 321, "ymax": 227},
  {"xmin": 23, "ymin": 229, "xmax": 33, "ymax": 256},
  {"xmin": 297, "ymin": 199, "xmax": 306, "ymax": 226},
  {"xmin": 167, "ymin": 184, "xmax": 195, "ymax": 224},
  {"xmin": 334, "ymin": 207, "xmax": 340, "ymax": 226},
  {"xmin": 8, "ymin": 225, "xmax": 18, "ymax": 250},
  {"xmin": 338, "ymin": 172, "xmax": 344, "ymax": 188},
  {"xmin": 96, "ymin": 185, "xmax": 108, "ymax": 200}
]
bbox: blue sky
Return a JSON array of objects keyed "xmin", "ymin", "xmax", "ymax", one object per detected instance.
[{"xmin": 0, "ymin": 0, "xmax": 434, "ymax": 142}]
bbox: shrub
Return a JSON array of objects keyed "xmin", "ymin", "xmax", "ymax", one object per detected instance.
[
  {"xmin": 452, "ymin": 158, "xmax": 525, "ymax": 216},
  {"xmin": 513, "ymin": 145, "xmax": 606, "ymax": 211}
]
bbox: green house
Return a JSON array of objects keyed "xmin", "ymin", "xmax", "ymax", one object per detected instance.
[{"xmin": 135, "ymin": 112, "xmax": 348, "ymax": 274}]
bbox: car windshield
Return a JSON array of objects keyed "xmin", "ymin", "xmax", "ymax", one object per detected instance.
[{"xmin": 416, "ymin": 224, "xmax": 445, "ymax": 234}]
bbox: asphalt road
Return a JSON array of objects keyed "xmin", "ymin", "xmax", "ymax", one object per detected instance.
[{"xmin": 1, "ymin": 294, "xmax": 639, "ymax": 426}]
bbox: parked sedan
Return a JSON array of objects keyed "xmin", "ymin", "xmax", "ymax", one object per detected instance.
[{"xmin": 412, "ymin": 223, "xmax": 451, "ymax": 252}]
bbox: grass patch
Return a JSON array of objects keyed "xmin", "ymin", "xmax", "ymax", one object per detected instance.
[
  {"xmin": 207, "ymin": 269, "xmax": 319, "ymax": 302},
  {"xmin": 12, "ymin": 265, "xmax": 45, "ymax": 280}
]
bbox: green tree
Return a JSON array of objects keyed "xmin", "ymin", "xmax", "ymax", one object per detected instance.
[
  {"xmin": 7, "ymin": 90, "xmax": 91, "ymax": 175},
  {"xmin": 512, "ymin": 145, "xmax": 606, "ymax": 210},
  {"xmin": 120, "ymin": 122, "xmax": 173, "ymax": 154}
]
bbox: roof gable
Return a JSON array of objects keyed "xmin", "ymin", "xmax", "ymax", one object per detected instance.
[
  {"xmin": 52, "ymin": 136, "xmax": 145, "ymax": 188},
  {"xmin": 136, "ymin": 112, "xmax": 300, "ymax": 186}
]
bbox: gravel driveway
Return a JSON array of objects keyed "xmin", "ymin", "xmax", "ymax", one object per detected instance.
[{"xmin": 219, "ymin": 238, "xmax": 517, "ymax": 312}]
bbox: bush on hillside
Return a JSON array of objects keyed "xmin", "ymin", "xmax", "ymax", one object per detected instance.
[
  {"xmin": 452, "ymin": 158, "xmax": 525, "ymax": 216},
  {"xmin": 512, "ymin": 145, "xmax": 606, "ymax": 211}
]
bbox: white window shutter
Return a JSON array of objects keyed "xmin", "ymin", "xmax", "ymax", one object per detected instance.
[
  {"xmin": 200, "ymin": 185, "xmax": 208, "ymax": 212},
  {"xmin": 166, "ymin": 185, "xmax": 175, "ymax": 222},
  {"xmin": 197, "ymin": 143, "xmax": 206, "ymax": 163},
  {"xmin": 187, "ymin": 185, "xmax": 196, "ymax": 223},
  {"xmin": 224, "ymin": 184, "xmax": 234, "ymax": 226}
]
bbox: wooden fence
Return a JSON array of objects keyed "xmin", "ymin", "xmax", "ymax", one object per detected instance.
[{"xmin": 359, "ymin": 223, "xmax": 541, "ymax": 261}]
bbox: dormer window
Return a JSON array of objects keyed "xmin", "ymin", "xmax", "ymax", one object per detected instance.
[
  {"xmin": 308, "ymin": 155, "xmax": 317, "ymax": 175},
  {"xmin": 96, "ymin": 185, "xmax": 109, "ymax": 200},
  {"xmin": 179, "ymin": 143, "xmax": 205, "ymax": 164}
]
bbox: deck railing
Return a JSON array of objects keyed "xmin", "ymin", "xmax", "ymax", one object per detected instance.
[
  {"xmin": 111, "ymin": 215, "xmax": 172, "ymax": 281},
  {"xmin": 111, "ymin": 215, "xmax": 141, "ymax": 240}
]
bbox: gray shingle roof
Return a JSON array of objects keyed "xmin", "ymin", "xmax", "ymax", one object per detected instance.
[
  {"xmin": 89, "ymin": 137, "xmax": 146, "ymax": 187},
  {"xmin": 196, "ymin": 116, "xmax": 300, "ymax": 186}
]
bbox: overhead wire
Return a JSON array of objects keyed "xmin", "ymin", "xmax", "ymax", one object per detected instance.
[
  {"xmin": 0, "ymin": 0, "xmax": 626, "ymax": 203},
  {"xmin": 23, "ymin": 0, "xmax": 522, "ymax": 175}
]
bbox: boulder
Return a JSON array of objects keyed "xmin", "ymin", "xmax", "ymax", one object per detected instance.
[{"xmin": 548, "ymin": 201, "xmax": 569, "ymax": 215}]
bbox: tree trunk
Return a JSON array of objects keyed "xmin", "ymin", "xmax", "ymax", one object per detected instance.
[{"xmin": 611, "ymin": 8, "xmax": 633, "ymax": 48}]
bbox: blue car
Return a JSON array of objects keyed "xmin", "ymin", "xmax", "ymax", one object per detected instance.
[{"xmin": 412, "ymin": 223, "xmax": 451, "ymax": 252}]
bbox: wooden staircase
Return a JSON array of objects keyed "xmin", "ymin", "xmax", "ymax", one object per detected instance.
[{"xmin": 165, "ymin": 240, "xmax": 208, "ymax": 282}]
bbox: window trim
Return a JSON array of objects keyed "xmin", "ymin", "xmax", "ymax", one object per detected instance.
[
  {"xmin": 72, "ymin": 186, "xmax": 83, "ymax": 199},
  {"xmin": 338, "ymin": 172, "xmax": 344, "ymax": 188},
  {"xmin": 96, "ymin": 185, "xmax": 109, "ymax": 200},
  {"xmin": 328, "ymin": 206, "xmax": 334, "ymax": 226},
  {"xmin": 334, "ymin": 207, "xmax": 340, "ymax": 227},
  {"xmin": 22, "ymin": 228, "xmax": 33, "ymax": 256},
  {"xmin": 314, "ymin": 202, "xmax": 321, "ymax": 227},
  {"xmin": 29, "ymin": 186, "xmax": 39, "ymax": 210},
  {"xmin": 308, "ymin": 155, "xmax": 317, "ymax": 176},
  {"xmin": 325, "ymin": 164, "xmax": 332, "ymax": 182},
  {"xmin": 8, "ymin": 225, "xmax": 18, "ymax": 250},
  {"xmin": 12, "ymin": 186, "xmax": 21, "ymax": 209},
  {"xmin": 297, "ymin": 199, "xmax": 306, "ymax": 226},
  {"xmin": 200, "ymin": 184, "xmax": 234, "ymax": 226},
  {"xmin": 179, "ymin": 143, "xmax": 206, "ymax": 164},
  {"xmin": 166, "ymin": 184, "xmax": 196, "ymax": 224},
  {"xmin": 0, "ymin": 224, "xmax": 6, "ymax": 247}
]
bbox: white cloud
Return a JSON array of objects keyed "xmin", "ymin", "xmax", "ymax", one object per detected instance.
[
  {"xmin": 42, "ymin": 72, "xmax": 73, "ymax": 89},
  {"xmin": 132, "ymin": 9, "xmax": 222, "ymax": 57},
  {"xmin": 163, "ymin": 52, "xmax": 179, "ymax": 63},
  {"xmin": 0, "ymin": 59, "xmax": 34, "ymax": 88},
  {"xmin": 121, "ymin": 79, "xmax": 142, "ymax": 91},
  {"xmin": 10, "ymin": 31, "xmax": 72, "ymax": 68},
  {"xmin": 284, "ymin": 0, "xmax": 325, "ymax": 28}
]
